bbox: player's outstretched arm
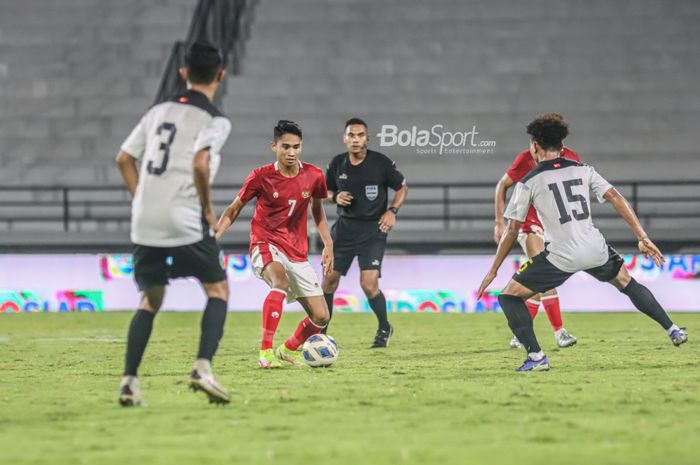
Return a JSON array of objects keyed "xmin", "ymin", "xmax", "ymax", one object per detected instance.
[
  {"xmin": 311, "ymin": 197, "xmax": 334, "ymax": 275},
  {"xmin": 603, "ymin": 187, "xmax": 665, "ymax": 266},
  {"xmin": 477, "ymin": 219, "xmax": 520, "ymax": 298},
  {"xmin": 493, "ymin": 173, "xmax": 514, "ymax": 243},
  {"xmin": 216, "ymin": 197, "xmax": 246, "ymax": 241},
  {"xmin": 193, "ymin": 148, "xmax": 218, "ymax": 232},
  {"xmin": 115, "ymin": 150, "xmax": 139, "ymax": 197}
]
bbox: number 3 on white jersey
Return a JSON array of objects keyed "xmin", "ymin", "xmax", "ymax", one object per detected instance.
[{"xmin": 288, "ymin": 199, "xmax": 297, "ymax": 216}]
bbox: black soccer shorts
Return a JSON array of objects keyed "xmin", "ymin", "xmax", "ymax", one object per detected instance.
[
  {"xmin": 512, "ymin": 245, "xmax": 625, "ymax": 293},
  {"xmin": 133, "ymin": 235, "xmax": 227, "ymax": 290},
  {"xmin": 331, "ymin": 218, "xmax": 387, "ymax": 276}
]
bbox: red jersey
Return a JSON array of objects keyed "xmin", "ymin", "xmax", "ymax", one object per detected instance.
[
  {"xmin": 238, "ymin": 161, "xmax": 328, "ymax": 261},
  {"xmin": 505, "ymin": 147, "xmax": 581, "ymax": 232}
]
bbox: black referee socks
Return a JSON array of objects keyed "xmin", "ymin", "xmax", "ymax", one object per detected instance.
[
  {"xmin": 197, "ymin": 298, "xmax": 228, "ymax": 361},
  {"xmin": 498, "ymin": 294, "xmax": 542, "ymax": 354},
  {"xmin": 620, "ymin": 278, "xmax": 673, "ymax": 330},
  {"xmin": 124, "ymin": 309, "xmax": 156, "ymax": 376},
  {"xmin": 323, "ymin": 292, "xmax": 334, "ymax": 334},
  {"xmin": 368, "ymin": 291, "xmax": 390, "ymax": 330}
]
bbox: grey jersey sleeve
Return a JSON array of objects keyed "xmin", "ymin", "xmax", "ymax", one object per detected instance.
[
  {"xmin": 588, "ymin": 166, "xmax": 613, "ymax": 203},
  {"xmin": 504, "ymin": 182, "xmax": 532, "ymax": 222},
  {"xmin": 194, "ymin": 116, "xmax": 231, "ymax": 154},
  {"xmin": 120, "ymin": 115, "xmax": 148, "ymax": 160}
]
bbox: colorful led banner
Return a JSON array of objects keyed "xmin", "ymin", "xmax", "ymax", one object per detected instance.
[{"xmin": 0, "ymin": 253, "xmax": 697, "ymax": 312}]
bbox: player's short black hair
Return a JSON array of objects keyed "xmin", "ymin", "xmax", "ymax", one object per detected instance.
[
  {"xmin": 184, "ymin": 41, "xmax": 223, "ymax": 85},
  {"xmin": 274, "ymin": 120, "xmax": 303, "ymax": 141},
  {"xmin": 345, "ymin": 117, "xmax": 367, "ymax": 130},
  {"xmin": 526, "ymin": 113, "xmax": 569, "ymax": 151}
]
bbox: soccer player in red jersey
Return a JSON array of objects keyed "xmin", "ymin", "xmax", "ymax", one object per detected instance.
[
  {"xmin": 494, "ymin": 122, "xmax": 579, "ymax": 349},
  {"xmin": 216, "ymin": 120, "xmax": 333, "ymax": 368}
]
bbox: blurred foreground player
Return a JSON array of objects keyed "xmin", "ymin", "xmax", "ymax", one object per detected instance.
[
  {"xmin": 477, "ymin": 113, "xmax": 688, "ymax": 371},
  {"xmin": 116, "ymin": 42, "xmax": 232, "ymax": 405},
  {"xmin": 494, "ymin": 131, "xmax": 579, "ymax": 349},
  {"xmin": 216, "ymin": 120, "xmax": 333, "ymax": 368},
  {"xmin": 322, "ymin": 118, "xmax": 407, "ymax": 348}
]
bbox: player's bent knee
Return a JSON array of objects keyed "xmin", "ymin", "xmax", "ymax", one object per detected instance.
[
  {"xmin": 273, "ymin": 276, "xmax": 290, "ymax": 292},
  {"xmin": 321, "ymin": 282, "xmax": 337, "ymax": 294},
  {"xmin": 360, "ymin": 277, "xmax": 379, "ymax": 297},
  {"xmin": 140, "ymin": 294, "xmax": 163, "ymax": 313},
  {"xmin": 312, "ymin": 311, "xmax": 330, "ymax": 327},
  {"xmin": 542, "ymin": 288, "xmax": 557, "ymax": 297},
  {"xmin": 361, "ymin": 285, "xmax": 379, "ymax": 298},
  {"xmin": 322, "ymin": 275, "xmax": 340, "ymax": 293},
  {"xmin": 204, "ymin": 280, "xmax": 229, "ymax": 301},
  {"xmin": 609, "ymin": 270, "xmax": 632, "ymax": 290},
  {"xmin": 270, "ymin": 271, "xmax": 290, "ymax": 291},
  {"xmin": 501, "ymin": 280, "xmax": 535, "ymax": 300}
]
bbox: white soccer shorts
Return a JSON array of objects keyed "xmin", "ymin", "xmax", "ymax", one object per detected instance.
[
  {"xmin": 250, "ymin": 243, "xmax": 323, "ymax": 303},
  {"xmin": 517, "ymin": 225, "xmax": 545, "ymax": 256}
]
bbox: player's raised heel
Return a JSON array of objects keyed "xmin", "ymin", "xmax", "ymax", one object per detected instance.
[
  {"xmin": 555, "ymin": 328, "xmax": 577, "ymax": 348},
  {"xmin": 669, "ymin": 328, "xmax": 688, "ymax": 347},
  {"xmin": 516, "ymin": 355, "xmax": 550, "ymax": 372},
  {"xmin": 188, "ymin": 369, "xmax": 230, "ymax": 405},
  {"xmin": 118, "ymin": 376, "xmax": 145, "ymax": 407},
  {"xmin": 275, "ymin": 344, "xmax": 306, "ymax": 367},
  {"xmin": 259, "ymin": 349, "xmax": 282, "ymax": 368}
]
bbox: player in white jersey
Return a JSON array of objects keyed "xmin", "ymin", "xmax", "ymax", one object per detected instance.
[
  {"xmin": 115, "ymin": 42, "xmax": 232, "ymax": 405},
  {"xmin": 477, "ymin": 113, "xmax": 688, "ymax": 372}
]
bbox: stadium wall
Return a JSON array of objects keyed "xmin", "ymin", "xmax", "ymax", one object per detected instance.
[{"xmin": 0, "ymin": 254, "xmax": 698, "ymax": 313}]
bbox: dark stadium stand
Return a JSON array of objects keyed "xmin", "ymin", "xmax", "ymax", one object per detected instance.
[{"xmin": 1, "ymin": 0, "xmax": 699, "ymax": 252}]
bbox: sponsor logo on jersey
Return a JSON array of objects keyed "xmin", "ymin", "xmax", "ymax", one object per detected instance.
[
  {"xmin": 302, "ymin": 191, "xmax": 310, "ymax": 199},
  {"xmin": 365, "ymin": 185, "xmax": 378, "ymax": 201},
  {"xmin": 273, "ymin": 192, "xmax": 279, "ymax": 198},
  {"xmin": 271, "ymin": 311, "xmax": 280, "ymax": 318},
  {"xmin": 371, "ymin": 259, "xmax": 381, "ymax": 266},
  {"xmin": 339, "ymin": 173, "xmax": 348, "ymax": 180}
]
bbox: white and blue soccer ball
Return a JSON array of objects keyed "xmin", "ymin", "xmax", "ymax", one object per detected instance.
[{"xmin": 301, "ymin": 334, "xmax": 339, "ymax": 368}]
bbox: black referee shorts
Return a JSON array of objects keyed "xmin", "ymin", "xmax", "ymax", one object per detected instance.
[
  {"xmin": 512, "ymin": 245, "xmax": 625, "ymax": 293},
  {"xmin": 133, "ymin": 235, "xmax": 227, "ymax": 291},
  {"xmin": 331, "ymin": 217, "xmax": 387, "ymax": 276}
]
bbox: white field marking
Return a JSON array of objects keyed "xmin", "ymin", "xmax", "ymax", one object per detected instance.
[{"xmin": 31, "ymin": 336, "xmax": 123, "ymax": 343}]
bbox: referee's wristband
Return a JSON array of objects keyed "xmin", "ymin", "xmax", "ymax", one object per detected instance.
[{"xmin": 387, "ymin": 206, "xmax": 399, "ymax": 215}]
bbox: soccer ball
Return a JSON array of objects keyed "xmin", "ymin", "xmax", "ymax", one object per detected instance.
[{"xmin": 301, "ymin": 334, "xmax": 339, "ymax": 368}]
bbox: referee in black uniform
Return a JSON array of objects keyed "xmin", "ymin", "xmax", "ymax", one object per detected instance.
[{"xmin": 322, "ymin": 118, "xmax": 408, "ymax": 348}]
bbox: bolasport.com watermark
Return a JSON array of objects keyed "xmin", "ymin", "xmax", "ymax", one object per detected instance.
[{"xmin": 376, "ymin": 124, "xmax": 496, "ymax": 155}]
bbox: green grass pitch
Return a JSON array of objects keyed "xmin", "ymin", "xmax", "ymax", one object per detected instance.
[{"xmin": 1, "ymin": 311, "xmax": 698, "ymax": 465}]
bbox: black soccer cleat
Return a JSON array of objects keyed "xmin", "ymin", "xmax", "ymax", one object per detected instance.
[{"xmin": 371, "ymin": 325, "xmax": 394, "ymax": 348}]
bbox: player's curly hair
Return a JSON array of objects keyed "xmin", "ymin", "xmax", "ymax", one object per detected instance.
[
  {"xmin": 526, "ymin": 113, "xmax": 569, "ymax": 151},
  {"xmin": 274, "ymin": 120, "xmax": 303, "ymax": 141}
]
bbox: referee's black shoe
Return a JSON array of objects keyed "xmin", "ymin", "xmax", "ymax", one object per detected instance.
[{"xmin": 371, "ymin": 325, "xmax": 393, "ymax": 348}]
